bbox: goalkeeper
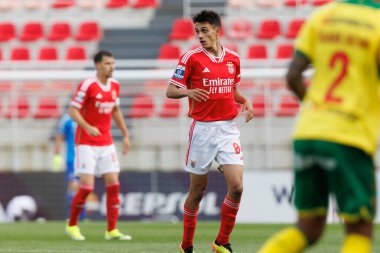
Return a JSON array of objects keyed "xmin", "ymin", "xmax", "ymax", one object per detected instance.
[{"xmin": 53, "ymin": 113, "xmax": 85, "ymax": 219}]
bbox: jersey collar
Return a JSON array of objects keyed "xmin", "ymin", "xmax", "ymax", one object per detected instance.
[
  {"xmin": 95, "ymin": 77, "xmax": 111, "ymax": 92},
  {"xmin": 201, "ymin": 47, "xmax": 225, "ymax": 63}
]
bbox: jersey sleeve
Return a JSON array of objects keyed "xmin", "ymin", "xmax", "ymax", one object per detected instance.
[
  {"xmin": 169, "ymin": 54, "xmax": 192, "ymax": 89},
  {"xmin": 234, "ymin": 57, "xmax": 241, "ymax": 87},
  {"xmin": 70, "ymin": 81, "xmax": 89, "ymax": 109},
  {"xmin": 295, "ymin": 14, "xmax": 316, "ymax": 62}
]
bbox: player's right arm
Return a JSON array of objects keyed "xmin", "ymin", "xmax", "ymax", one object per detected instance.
[
  {"xmin": 286, "ymin": 12, "xmax": 315, "ymax": 100},
  {"xmin": 166, "ymin": 84, "xmax": 209, "ymax": 102},
  {"xmin": 166, "ymin": 52, "xmax": 209, "ymax": 102},
  {"xmin": 68, "ymin": 106, "xmax": 100, "ymax": 137}
]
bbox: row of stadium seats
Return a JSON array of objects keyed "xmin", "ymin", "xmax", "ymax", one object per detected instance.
[
  {"xmin": 0, "ymin": 46, "xmax": 88, "ymax": 60},
  {"xmin": 0, "ymin": 21, "xmax": 101, "ymax": 42},
  {"xmin": 158, "ymin": 43, "xmax": 294, "ymax": 60},
  {"xmin": 169, "ymin": 18, "xmax": 304, "ymax": 41},
  {"xmin": 0, "ymin": 0, "xmax": 159, "ymax": 11},
  {"xmin": 228, "ymin": 0, "xmax": 331, "ymax": 8},
  {"xmin": 0, "ymin": 93, "xmax": 300, "ymax": 119}
]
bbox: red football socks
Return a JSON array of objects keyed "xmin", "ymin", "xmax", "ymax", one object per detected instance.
[
  {"xmin": 68, "ymin": 185, "xmax": 93, "ymax": 226},
  {"xmin": 182, "ymin": 205, "xmax": 199, "ymax": 249},
  {"xmin": 106, "ymin": 183, "xmax": 120, "ymax": 231},
  {"xmin": 216, "ymin": 196, "xmax": 240, "ymax": 245}
]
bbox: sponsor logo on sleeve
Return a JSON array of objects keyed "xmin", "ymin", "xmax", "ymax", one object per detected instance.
[{"xmin": 173, "ymin": 65, "xmax": 186, "ymax": 80}]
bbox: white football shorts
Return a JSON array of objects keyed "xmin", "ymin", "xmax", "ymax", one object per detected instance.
[
  {"xmin": 75, "ymin": 144, "xmax": 120, "ymax": 177},
  {"xmin": 185, "ymin": 120, "xmax": 244, "ymax": 175}
]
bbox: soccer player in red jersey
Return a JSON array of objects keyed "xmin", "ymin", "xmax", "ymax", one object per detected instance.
[
  {"xmin": 65, "ymin": 50, "xmax": 132, "ymax": 241},
  {"xmin": 166, "ymin": 10, "xmax": 254, "ymax": 253}
]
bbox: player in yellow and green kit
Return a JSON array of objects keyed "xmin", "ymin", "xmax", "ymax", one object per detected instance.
[{"xmin": 258, "ymin": 1, "xmax": 380, "ymax": 253}]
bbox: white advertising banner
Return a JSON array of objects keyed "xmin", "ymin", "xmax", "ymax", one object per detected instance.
[{"xmin": 237, "ymin": 171, "xmax": 380, "ymax": 224}]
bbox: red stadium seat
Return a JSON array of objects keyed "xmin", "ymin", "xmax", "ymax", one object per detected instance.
[
  {"xmin": 228, "ymin": 19, "xmax": 253, "ymax": 40},
  {"xmin": 20, "ymin": 22, "xmax": 44, "ymax": 41},
  {"xmin": 11, "ymin": 47, "xmax": 30, "ymax": 61},
  {"xmin": 133, "ymin": 0, "xmax": 158, "ymax": 8},
  {"xmin": 169, "ymin": 18, "xmax": 195, "ymax": 41},
  {"xmin": 252, "ymin": 94, "xmax": 271, "ymax": 117},
  {"xmin": 75, "ymin": 21, "xmax": 102, "ymax": 41},
  {"xmin": 5, "ymin": 97, "xmax": 31, "ymax": 119},
  {"xmin": 159, "ymin": 98, "xmax": 180, "ymax": 118},
  {"xmin": 0, "ymin": 82, "xmax": 11, "ymax": 92},
  {"xmin": 257, "ymin": 19, "xmax": 281, "ymax": 39},
  {"xmin": 34, "ymin": 97, "xmax": 60, "ymax": 119},
  {"xmin": 127, "ymin": 94, "xmax": 155, "ymax": 118},
  {"xmin": 66, "ymin": 46, "xmax": 86, "ymax": 60},
  {"xmin": 38, "ymin": 47, "xmax": 58, "ymax": 61},
  {"xmin": 311, "ymin": 0, "xmax": 332, "ymax": 6},
  {"xmin": 20, "ymin": 82, "xmax": 45, "ymax": 93},
  {"xmin": 275, "ymin": 95, "xmax": 299, "ymax": 117},
  {"xmin": 0, "ymin": 22, "xmax": 16, "ymax": 42},
  {"xmin": 51, "ymin": 0, "xmax": 75, "ymax": 8},
  {"xmin": 247, "ymin": 44, "xmax": 267, "ymax": 59},
  {"xmin": 276, "ymin": 44, "xmax": 294, "ymax": 59},
  {"xmin": 47, "ymin": 22, "xmax": 72, "ymax": 41},
  {"xmin": 105, "ymin": 0, "xmax": 128, "ymax": 8},
  {"xmin": 284, "ymin": 0, "xmax": 307, "ymax": 7},
  {"xmin": 157, "ymin": 43, "xmax": 181, "ymax": 59},
  {"xmin": 285, "ymin": 19, "xmax": 305, "ymax": 39}
]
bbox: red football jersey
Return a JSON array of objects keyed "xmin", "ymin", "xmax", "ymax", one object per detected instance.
[
  {"xmin": 70, "ymin": 77, "xmax": 120, "ymax": 146},
  {"xmin": 170, "ymin": 46, "xmax": 241, "ymax": 122}
]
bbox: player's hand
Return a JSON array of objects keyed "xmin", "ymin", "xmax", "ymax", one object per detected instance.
[
  {"xmin": 52, "ymin": 154, "xmax": 63, "ymax": 171},
  {"xmin": 86, "ymin": 126, "xmax": 100, "ymax": 137},
  {"xmin": 187, "ymin": 88, "xmax": 209, "ymax": 102},
  {"xmin": 122, "ymin": 135, "xmax": 131, "ymax": 155},
  {"xmin": 242, "ymin": 100, "xmax": 254, "ymax": 123}
]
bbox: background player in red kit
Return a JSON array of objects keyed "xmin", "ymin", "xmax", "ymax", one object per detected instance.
[
  {"xmin": 166, "ymin": 10, "xmax": 254, "ymax": 253},
  {"xmin": 65, "ymin": 50, "xmax": 132, "ymax": 241}
]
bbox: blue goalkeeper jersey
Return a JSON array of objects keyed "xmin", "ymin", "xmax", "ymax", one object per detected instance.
[{"xmin": 57, "ymin": 114, "xmax": 77, "ymax": 164}]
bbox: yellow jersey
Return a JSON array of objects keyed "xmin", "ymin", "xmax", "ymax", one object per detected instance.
[{"xmin": 294, "ymin": 0, "xmax": 380, "ymax": 155}]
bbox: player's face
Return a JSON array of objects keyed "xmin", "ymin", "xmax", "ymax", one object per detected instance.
[
  {"xmin": 194, "ymin": 22, "xmax": 220, "ymax": 50},
  {"xmin": 96, "ymin": 56, "xmax": 115, "ymax": 78}
]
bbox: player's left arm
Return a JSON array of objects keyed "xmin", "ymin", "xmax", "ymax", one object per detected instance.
[
  {"xmin": 112, "ymin": 106, "xmax": 131, "ymax": 155},
  {"xmin": 286, "ymin": 52, "xmax": 311, "ymax": 100},
  {"xmin": 234, "ymin": 87, "xmax": 254, "ymax": 123}
]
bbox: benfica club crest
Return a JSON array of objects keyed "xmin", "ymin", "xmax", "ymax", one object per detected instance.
[{"xmin": 226, "ymin": 62, "xmax": 234, "ymax": 74}]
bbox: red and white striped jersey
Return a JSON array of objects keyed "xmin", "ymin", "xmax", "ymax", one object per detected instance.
[
  {"xmin": 70, "ymin": 77, "xmax": 120, "ymax": 146},
  {"xmin": 170, "ymin": 46, "xmax": 241, "ymax": 122}
]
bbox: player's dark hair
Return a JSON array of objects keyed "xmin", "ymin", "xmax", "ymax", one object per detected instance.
[
  {"xmin": 192, "ymin": 9, "xmax": 221, "ymax": 28},
  {"xmin": 93, "ymin": 50, "xmax": 113, "ymax": 63}
]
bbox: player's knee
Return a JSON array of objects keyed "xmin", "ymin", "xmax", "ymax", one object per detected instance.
[
  {"xmin": 189, "ymin": 188, "xmax": 206, "ymax": 203},
  {"xmin": 229, "ymin": 185, "xmax": 243, "ymax": 199}
]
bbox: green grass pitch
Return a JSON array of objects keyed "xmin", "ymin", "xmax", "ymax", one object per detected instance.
[{"xmin": 0, "ymin": 221, "xmax": 379, "ymax": 253}]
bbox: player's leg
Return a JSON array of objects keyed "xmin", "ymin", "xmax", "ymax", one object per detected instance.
[
  {"xmin": 258, "ymin": 140, "xmax": 329, "ymax": 253},
  {"xmin": 211, "ymin": 164, "xmax": 242, "ymax": 253},
  {"xmin": 325, "ymin": 142, "xmax": 376, "ymax": 253},
  {"xmin": 66, "ymin": 174, "xmax": 94, "ymax": 240},
  {"xmin": 98, "ymin": 145, "xmax": 131, "ymax": 240},
  {"xmin": 66, "ymin": 145, "xmax": 96, "ymax": 240},
  {"xmin": 180, "ymin": 172, "xmax": 208, "ymax": 253}
]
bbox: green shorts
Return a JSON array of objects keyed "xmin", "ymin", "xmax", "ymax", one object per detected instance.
[{"xmin": 293, "ymin": 140, "xmax": 377, "ymax": 222}]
